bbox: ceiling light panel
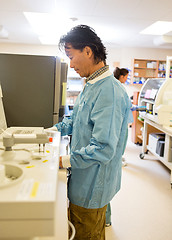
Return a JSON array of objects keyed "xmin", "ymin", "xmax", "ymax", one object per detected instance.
[
  {"xmin": 140, "ymin": 21, "xmax": 172, "ymax": 35},
  {"xmin": 23, "ymin": 12, "xmax": 76, "ymax": 44}
]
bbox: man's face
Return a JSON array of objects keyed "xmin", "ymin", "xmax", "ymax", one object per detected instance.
[{"xmin": 65, "ymin": 44, "xmax": 93, "ymax": 78}]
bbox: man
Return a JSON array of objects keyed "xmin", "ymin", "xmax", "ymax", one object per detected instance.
[{"xmin": 53, "ymin": 25, "xmax": 131, "ymax": 240}]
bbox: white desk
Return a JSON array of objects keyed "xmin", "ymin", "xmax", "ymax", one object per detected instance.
[
  {"xmin": 0, "ymin": 133, "xmax": 68, "ymax": 240},
  {"xmin": 140, "ymin": 115, "xmax": 172, "ymax": 186}
]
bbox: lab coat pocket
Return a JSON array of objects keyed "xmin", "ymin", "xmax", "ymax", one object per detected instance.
[
  {"xmin": 79, "ymin": 101, "xmax": 93, "ymax": 135},
  {"xmin": 78, "ymin": 101, "xmax": 90, "ymax": 124}
]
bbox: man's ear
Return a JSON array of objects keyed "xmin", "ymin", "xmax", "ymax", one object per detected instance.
[{"xmin": 84, "ymin": 46, "xmax": 93, "ymax": 58}]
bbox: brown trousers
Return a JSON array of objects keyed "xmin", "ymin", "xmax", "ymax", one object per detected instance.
[{"xmin": 68, "ymin": 202, "xmax": 107, "ymax": 240}]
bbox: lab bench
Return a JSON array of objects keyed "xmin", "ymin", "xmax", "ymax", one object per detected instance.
[
  {"xmin": 0, "ymin": 132, "xmax": 68, "ymax": 240},
  {"xmin": 139, "ymin": 115, "xmax": 172, "ymax": 187}
]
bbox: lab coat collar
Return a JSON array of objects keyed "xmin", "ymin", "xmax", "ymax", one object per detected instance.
[{"xmin": 87, "ymin": 70, "xmax": 113, "ymax": 84}]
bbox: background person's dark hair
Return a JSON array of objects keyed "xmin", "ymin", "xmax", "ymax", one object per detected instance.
[
  {"xmin": 59, "ymin": 25, "xmax": 107, "ymax": 64},
  {"xmin": 113, "ymin": 67, "xmax": 129, "ymax": 80}
]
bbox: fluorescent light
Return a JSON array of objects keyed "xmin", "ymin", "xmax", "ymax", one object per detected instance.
[
  {"xmin": 140, "ymin": 21, "xmax": 172, "ymax": 35},
  {"xmin": 23, "ymin": 12, "xmax": 76, "ymax": 45}
]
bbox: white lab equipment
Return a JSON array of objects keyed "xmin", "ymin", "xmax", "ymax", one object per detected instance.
[
  {"xmin": 0, "ymin": 163, "xmax": 24, "ymax": 188},
  {"xmin": 138, "ymin": 57, "xmax": 172, "ymax": 187},
  {"xmin": 138, "ymin": 56, "xmax": 172, "ymax": 127},
  {"xmin": 0, "ymin": 72, "xmax": 68, "ymax": 239},
  {"xmin": 138, "ymin": 78, "xmax": 172, "ymax": 127},
  {"xmin": 138, "ymin": 78, "xmax": 165, "ymax": 120},
  {"xmin": 2, "ymin": 127, "xmax": 49, "ymax": 151},
  {"xmin": 0, "ymin": 129, "xmax": 63, "ymax": 239}
]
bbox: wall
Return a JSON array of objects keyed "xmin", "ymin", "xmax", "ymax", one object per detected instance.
[
  {"xmin": 106, "ymin": 46, "xmax": 172, "ymax": 97},
  {"xmin": 1, "ymin": 42, "xmax": 172, "ymax": 97},
  {"xmin": 106, "ymin": 46, "xmax": 172, "ymax": 69},
  {"xmin": 0, "ymin": 42, "xmax": 59, "ymax": 56}
]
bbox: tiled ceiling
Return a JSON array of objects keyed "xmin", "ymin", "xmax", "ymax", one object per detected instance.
[{"xmin": 0, "ymin": 0, "xmax": 172, "ymax": 48}]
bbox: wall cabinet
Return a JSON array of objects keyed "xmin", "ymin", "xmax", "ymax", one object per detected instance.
[{"xmin": 131, "ymin": 59, "xmax": 172, "ymax": 84}]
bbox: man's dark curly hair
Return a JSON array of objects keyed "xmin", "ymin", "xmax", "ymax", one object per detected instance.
[{"xmin": 59, "ymin": 25, "xmax": 107, "ymax": 64}]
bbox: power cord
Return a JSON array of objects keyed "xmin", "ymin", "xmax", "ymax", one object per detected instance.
[{"xmin": 68, "ymin": 220, "xmax": 76, "ymax": 240}]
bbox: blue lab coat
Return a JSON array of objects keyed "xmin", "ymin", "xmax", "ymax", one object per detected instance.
[{"xmin": 55, "ymin": 71, "xmax": 132, "ymax": 208}]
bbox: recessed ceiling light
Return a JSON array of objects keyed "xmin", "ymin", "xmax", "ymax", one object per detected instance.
[
  {"xmin": 23, "ymin": 12, "xmax": 76, "ymax": 45},
  {"xmin": 140, "ymin": 21, "xmax": 172, "ymax": 35}
]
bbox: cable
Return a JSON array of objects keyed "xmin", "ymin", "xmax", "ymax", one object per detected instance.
[{"xmin": 68, "ymin": 220, "xmax": 76, "ymax": 240}]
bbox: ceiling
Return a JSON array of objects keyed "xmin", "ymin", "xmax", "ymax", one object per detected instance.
[{"xmin": 0, "ymin": 0, "xmax": 172, "ymax": 49}]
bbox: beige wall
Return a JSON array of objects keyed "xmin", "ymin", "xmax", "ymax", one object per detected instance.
[
  {"xmin": 1, "ymin": 42, "xmax": 172, "ymax": 97},
  {"xmin": 1, "ymin": 42, "xmax": 172, "ymax": 70},
  {"xmin": 106, "ymin": 46, "xmax": 172, "ymax": 97},
  {"xmin": 0, "ymin": 42, "xmax": 59, "ymax": 56},
  {"xmin": 106, "ymin": 46, "xmax": 172, "ymax": 70}
]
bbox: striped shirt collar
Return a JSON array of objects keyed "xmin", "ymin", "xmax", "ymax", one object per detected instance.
[{"xmin": 85, "ymin": 65, "xmax": 109, "ymax": 83}]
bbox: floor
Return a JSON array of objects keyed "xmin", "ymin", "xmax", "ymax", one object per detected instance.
[{"xmin": 106, "ymin": 129, "xmax": 172, "ymax": 240}]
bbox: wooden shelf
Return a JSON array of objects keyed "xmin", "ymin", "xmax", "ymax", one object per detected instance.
[
  {"xmin": 134, "ymin": 67, "xmax": 156, "ymax": 70},
  {"xmin": 131, "ymin": 59, "xmax": 169, "ymax": 84}
]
